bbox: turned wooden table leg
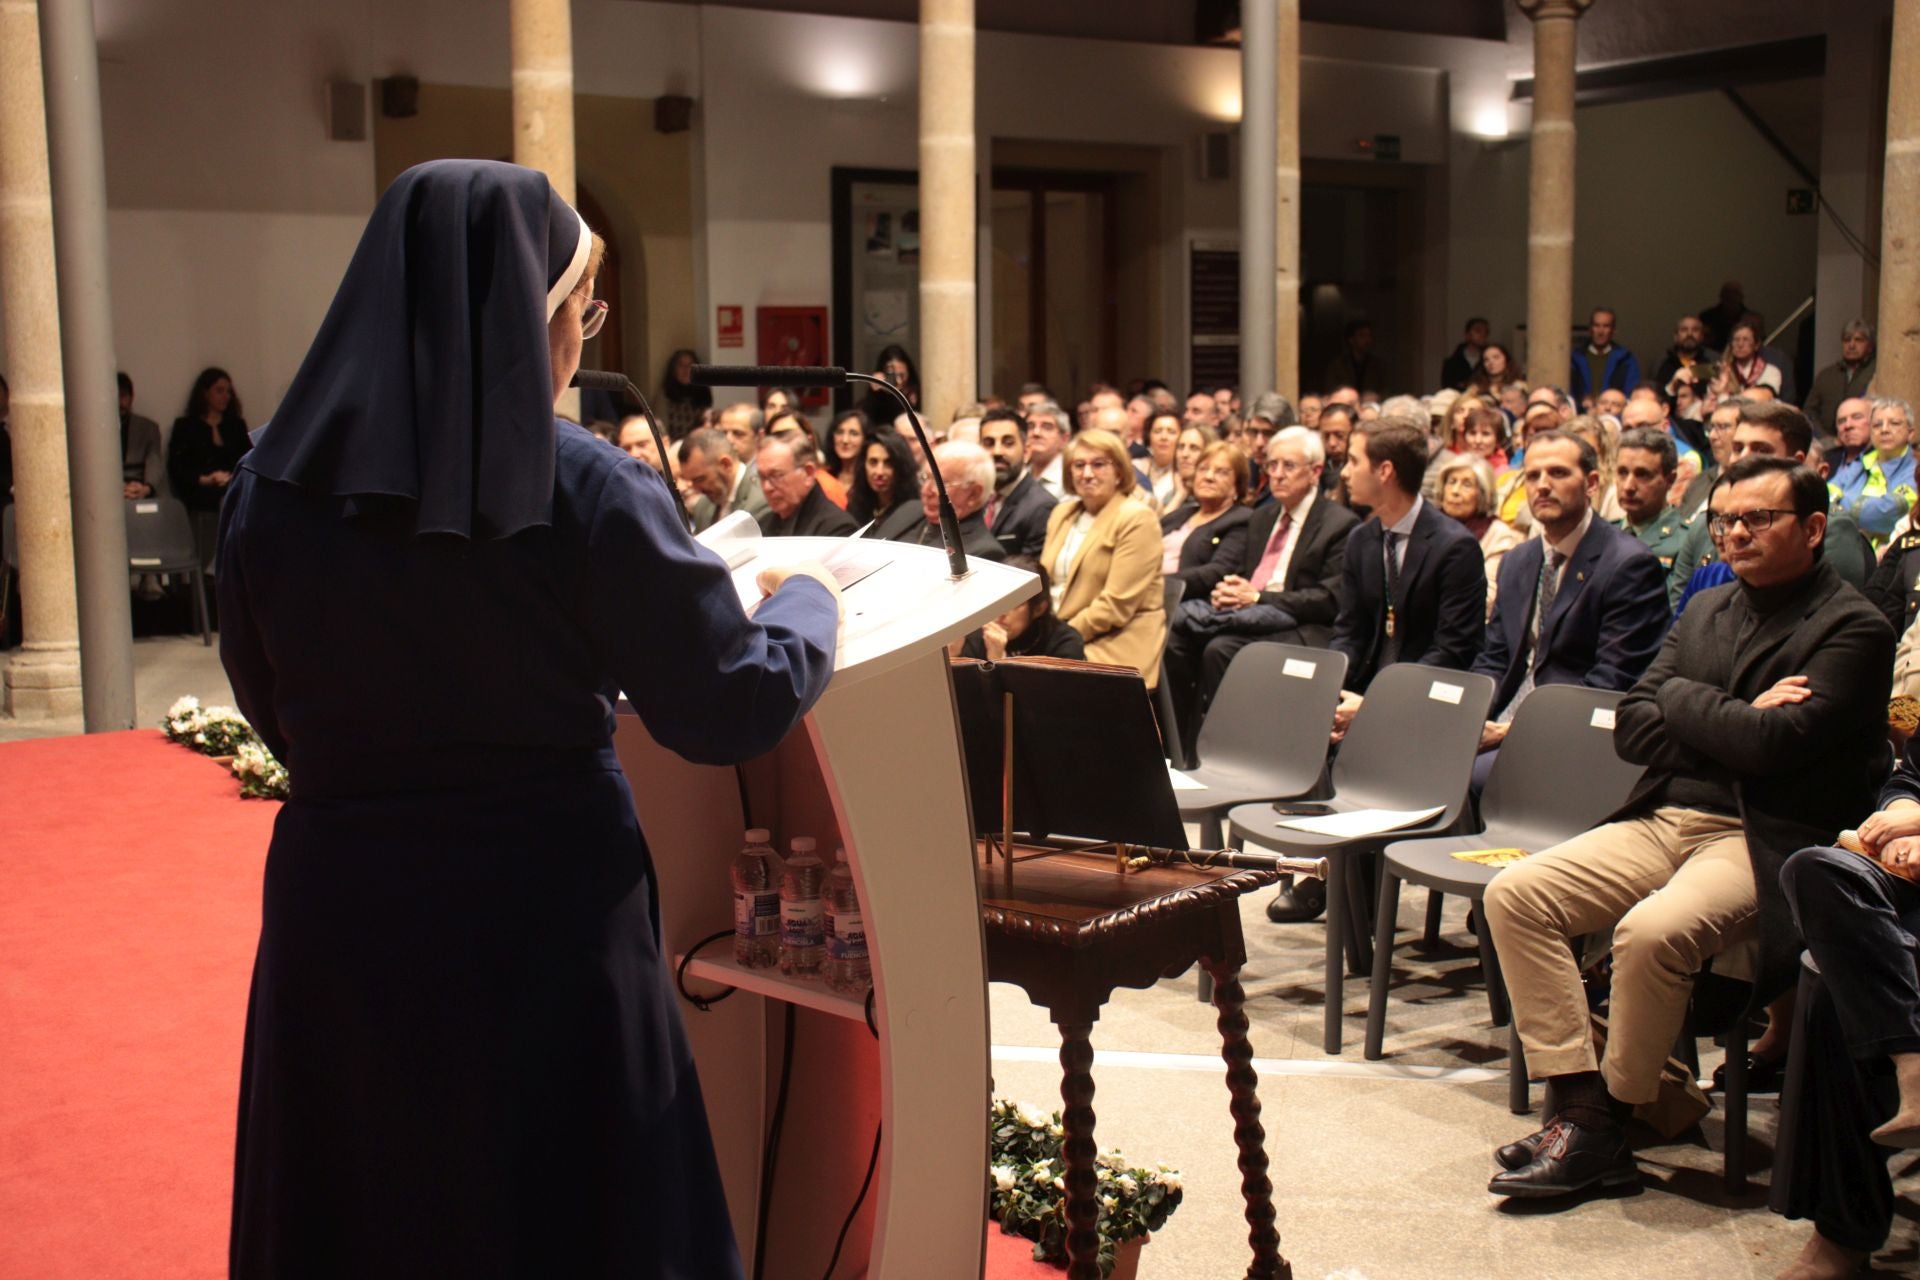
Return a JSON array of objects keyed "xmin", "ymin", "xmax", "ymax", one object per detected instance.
[
  {"xmin": 1206, "ymin": 961, "xmax": 1290, "ymax": 1280},
  {"xmin": 1057, "ymin": 1021, "xmax": 1102, "ymax": 1280}
]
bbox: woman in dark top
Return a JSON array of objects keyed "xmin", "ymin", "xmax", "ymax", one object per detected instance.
[
  {"xmin": 219, "ymin": 160, "xmax": 841, "ymax": 1279},
  {"xmin": 168, "ymin": 366, "xmax": 250, "ymax": 565},
  {"xmin": 854, "ymin": 343, "xmax": 919, "ymax": 426},
  {"xmin": 1159, "ymin": 440, "xmax": 1252, "ymax": 600},
  {"xmin": 853, "ymin": 427, "xmax": 921, "ymax": 536},
  {"xmin": 659, "ymin": 347, "xmax": 712, "ymax": 440},
  {"xmin": 959, "ymin": 555, "xmax": 1086, "ymax": 661}
]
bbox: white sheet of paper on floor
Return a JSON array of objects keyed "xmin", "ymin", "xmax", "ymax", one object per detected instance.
[
  {"xmin": 1591, "ymin": 708, "xmax": 1616, "ymax": 730},
  {"xmin": 1166, "ymin": 766, "xmax": 1205, "ymax": 791},
  {"xmin": 1282, "ymin": 658, "xmax": 1316, "ymax": 679},
  {"xmin": 1273, "ymin": 805, "xmax": 1444, "ymax": 837},
  {"xmin": 1428, "ymin": 681, "xmax": 1463, "ymax": 704}
]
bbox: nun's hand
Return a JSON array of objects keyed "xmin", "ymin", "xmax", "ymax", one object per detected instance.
[{"xmin": 756, "ymin": 561, "xmax": 844, "ymax": 613}]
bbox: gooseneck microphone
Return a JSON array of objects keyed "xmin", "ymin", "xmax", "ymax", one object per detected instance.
[
  {"xmin": 688, "ymin": 363, "xmax": 969, "ymax": 580},
  {"xmin": 569, "ymin": 369, "xmax": 693, "ymax": 533}
]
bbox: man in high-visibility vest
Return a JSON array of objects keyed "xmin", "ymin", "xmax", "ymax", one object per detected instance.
[{"xmin": 1830, "ymin": 397, "xmax": 1917, "ymax": 548}]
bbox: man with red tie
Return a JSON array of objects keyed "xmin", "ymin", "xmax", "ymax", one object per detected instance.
[{"xmin": 1161, "ymin": 425, "xmax": 1360, "ymax": 760}]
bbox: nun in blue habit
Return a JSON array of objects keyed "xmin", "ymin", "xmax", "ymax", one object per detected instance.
[{"xmin": 218, "ymin": 159, "xmax": 841, "ymax": 1278}]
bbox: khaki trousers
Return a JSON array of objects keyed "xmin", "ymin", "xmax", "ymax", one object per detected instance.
[{"xmin": 1482, "ymin": 807, "xmax": 1757, "ymax": 1104}]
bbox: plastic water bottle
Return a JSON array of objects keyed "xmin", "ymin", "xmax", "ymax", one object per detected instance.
[
  {"xmin": 824, "ymin": 846, "xmax": 870, "ymax": 995},
  {"xmin": 779, "ymin": 837, "xmax": 826, "ymax": 976},
  {"xmin": 731, "ymin": 828, "xmax": 780, "ymax": 969}
]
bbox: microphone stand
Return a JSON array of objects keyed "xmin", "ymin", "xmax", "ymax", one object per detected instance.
[
  {"xmin": 846, "ymin": 371, "xmax": 969, "ymax": 581},
  {"xmin": 570, "ymin": 369, "xmax": 694, "ymax": 533}
]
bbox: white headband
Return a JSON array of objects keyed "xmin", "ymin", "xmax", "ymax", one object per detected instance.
[{"xmin": 546, "ymin": 208, "xmax": 592, "ymax": 320}]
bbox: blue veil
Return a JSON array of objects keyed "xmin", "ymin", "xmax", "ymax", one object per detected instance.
[{"xmin": 246, "ymin": 159, "xmax": 592, "ymax": 540}]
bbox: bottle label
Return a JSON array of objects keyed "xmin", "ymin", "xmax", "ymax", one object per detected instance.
[
  {"xmin": 825, "ymin": 908, "xmax": 867, "ymax": 961},
  {"xmin": 735, "ymin": 889, "xmax": 779, "ymax": 938},
  {"xmin": 780, "ymin": 898, "xmax": 825, "ymax": 948}
]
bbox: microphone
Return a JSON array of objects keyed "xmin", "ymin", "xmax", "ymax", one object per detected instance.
[
  {"xmin": 687, "ymin": 364, "xmax": 969, "ymax": 580},
  {"xmin": 569, "ymin": 369, "xmax": 692, "ymax": 533}
]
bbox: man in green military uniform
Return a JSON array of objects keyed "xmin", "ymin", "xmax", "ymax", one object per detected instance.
[{"xmin": 1614, "ymin": 426, "xmax": 1688, "ymax": 571}]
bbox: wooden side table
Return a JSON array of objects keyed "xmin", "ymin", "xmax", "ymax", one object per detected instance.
[{"xmin": 980, "ymin": 843, "xmax": 1321, "ymax": 1280}]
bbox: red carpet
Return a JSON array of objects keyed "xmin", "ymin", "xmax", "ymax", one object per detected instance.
[
  {"xmin": 1, "ymin": 730, "xmax": 273, "ymax": 1278},
  {"xmin": 0, "ymin": 730, "xmax": 1060, "ymax": 1278}
]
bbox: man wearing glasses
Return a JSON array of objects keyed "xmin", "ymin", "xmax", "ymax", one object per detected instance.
[{"xmin": 1484, "ymin": 451, "xmax": 1894, "ymax": 1199}]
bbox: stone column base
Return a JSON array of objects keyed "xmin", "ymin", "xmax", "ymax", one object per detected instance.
[{"xmin": 4, "ymin": 641, "xmax": 83, "ymax": 719}]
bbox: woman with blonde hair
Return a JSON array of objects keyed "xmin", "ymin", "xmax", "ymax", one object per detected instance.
[
  {"xmin": 1568, "ymin": 413, "xmax": 1625, "ymax": 523},
  {"xmin": 1042, "ymin": 428, "xmax": 1167, "ymax": 684}
]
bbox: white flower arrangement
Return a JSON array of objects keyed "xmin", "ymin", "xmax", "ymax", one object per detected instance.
[
  {"xmin": 988, "ymin": 1097, "xmax": 1183, "ymax": 1276},
  {"xmin": 162, "ymin": 694, "xmax": 289, "ymax": 799}
]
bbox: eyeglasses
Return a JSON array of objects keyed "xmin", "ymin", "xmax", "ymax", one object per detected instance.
[
  {"xmin": 582, "ymin": 298, "xmax": 610, "ymax": 340},
  {"xmin": 1266, "ymin": 458, "xmax": 1314, "ymax": 475},
  {"xmin": 1069, "ymin": 458, "xmax": 1114, "ymax": 473},
  {"xmin": 1707, "ymin": 507, "xmax": 1797, "ymax": 539}
]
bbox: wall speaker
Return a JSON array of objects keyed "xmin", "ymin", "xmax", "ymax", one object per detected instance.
[
  {"xmin": 654, "ymin": 95, "xmax": 693, "ymax": 134},
  {"xmin": 1197, "ymin": 131, "xmax": 1233, "ymax": 182},
  {"xmin": 326, "ymin": 80, "xmax": 367, "ymax": 142},
  {"xmin": 380, "ymin": 75, "xmax": 420, "ymax": 120}
]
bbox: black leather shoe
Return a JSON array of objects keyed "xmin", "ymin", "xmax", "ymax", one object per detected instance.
[
  {"xmin": 1709, "ymin": 1053, "xmax": 1785, "ymax": 1095},
  {"xmin": 1487, "ymin": 1120, "xmax": 1637, "ymax": 1198},
  {"xmin": 1494, "ymin": 1124, "xmax": 1554, "ymax": 1171},
  {"xmin": 1266, "ymin": 879, "xmax": 1327, "ymax": 923}
]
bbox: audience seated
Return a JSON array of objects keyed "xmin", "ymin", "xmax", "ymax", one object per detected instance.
[
  {"xmin": 117, "ymin": 371, "xmax": 163, "ymax": 499},
  {"xmin": 755, "ymin": 434, "xmax": 856, "ymax": 537},
  {"xmin": 766, "ymin": 408, "xmax": 848, "ymax": 509},
  {"xmin": 824, "ymin": 409, "xmax": 867, "ymax": 488},
  {"xmin": 677, "ymin": 426, "xmax": 770, "ymax": 532},
  {"xmin": 1025, "ymin": 399, "xmax": 1072, "ymax": 501},
  {"xmin": 1041, "ymin": 428, "xmax": 1165, "ymax": 685},
  {"xmin": 1315, "ymin": 402, "xmax": 1357, "ymax": 505},
  {"xmin": 1773, "ymin": 747, "xmax": 1920, "ymax": 1280},
  {"xmin": 1569, "ymin": 307, "xmax": 1642, "ymax": 404},
  {"xmin": 977, "ymin": 407, "xmax": 1057, "ymax": 557},
  {"xmin": 166, "ymin": 366, "xmax": 250, "ymax": 567},
  {"xmin": 955, "ymin": 555, "xmax": 1086, "ymax": 662},
  {"xmin": 1801, "ymin": 320, "xmax": 1877, "ymax": 436},
  {"xmin": 1160, "ymin": 440, "xmax": 1252, "ymax": 600},
  {"xmin": 889, "ymin": 439, "xmax": 1004, "ymax": 562},
  {"xmin": 1614, "ymin": 427, "xmax": 1688, "ymax": 572},
  {"xmin": 850, "ymin": 428, "xmax": 920, "ymax": 538},
  {"xmin": 1140, "ymin": 410, "xmax": 1186, "ymax": 511},
  {"xmin": 1483, "ymin": 455, "xmax": 1893, "ymax": 1199},
  {"xmin": 1469, "ymin": 429, "xmax": 1669, "ymax": 785},
  {"xmin": 614, "ymin": 415, "xmax": 667, "ymax": 471}
]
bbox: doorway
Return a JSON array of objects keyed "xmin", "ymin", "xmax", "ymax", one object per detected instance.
[{"xmin": 990, "ymin": 169, "xmax": 1118, "ymax": 401}]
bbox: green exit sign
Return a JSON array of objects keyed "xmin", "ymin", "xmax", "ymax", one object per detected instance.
[{"xmin": 1786, "ymin": 188, "xmax": 1815, "ymax": 216}]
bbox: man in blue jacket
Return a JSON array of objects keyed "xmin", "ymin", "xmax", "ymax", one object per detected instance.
[
  {"xmin": 1570, "ymin": 307, "xmax": 1643, "ymax": 406},
  {"xmin": 1470, "ymin": 430, "xmax": 1671, "ymax": 786}
]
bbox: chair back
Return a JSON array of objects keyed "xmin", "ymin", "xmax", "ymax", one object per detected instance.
[
  {"xmin": 124, "ymin": 497, "xmax": 200, "ymax": 573},
  {"xmin": 1195, "ymin": 642, "xmax": 1347, "ymax": 791},
  {"xmin": 1159, "ymin": 578, "xmax": 1184, "ymax": 653},
  {"xmin": 1482, "ymin": 685, "xmax": 1643, "ymax": 850},
  {"xmin": 1333, "ymin": 662, "xmax": 1494, "ymax": 825}
]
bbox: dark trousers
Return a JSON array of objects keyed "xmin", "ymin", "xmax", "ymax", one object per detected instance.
[{"xmin": 1775, "ymin": 845, "xmax": 1920, "ymax": 1252}]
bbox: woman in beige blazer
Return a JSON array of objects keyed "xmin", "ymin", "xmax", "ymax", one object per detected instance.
[{"xmin": 1041, "ymin": 427, "xmax": 1167, "ymax": 686}]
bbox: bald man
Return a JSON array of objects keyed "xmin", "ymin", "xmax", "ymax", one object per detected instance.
[{"xmin": 889, "ymin": 439, "xmax": 1006, "ymax": 562}]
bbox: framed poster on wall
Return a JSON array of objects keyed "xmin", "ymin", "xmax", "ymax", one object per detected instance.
[
  {"xmin": 1188, "ymin": 236, "xmax": 1240, "ymax": 394},
  {"xmin": 832, "ymin": 167, "xmax": 920, "ymax": 413}
]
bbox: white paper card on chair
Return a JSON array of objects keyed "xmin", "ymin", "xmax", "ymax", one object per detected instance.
[
  {"xmin": 1427, "ymin": 680, "xmax": 1463, "ymax": 704},
  {"xmin": 1273, "ymin": 805, "xmax": 1444, "ymax": 837},
  {"xmin": 1591, "ymin": 708, "xmax": 1616, "ymax": 730},
  {"xmin": 1166, "ymin": 766, "xmax": 1205, "ymax": 791},
  {"xmin": 134, "ymin": 502, "xmax": 159, "ymax": 514},
  {"xmin": 1282, "ymin": 658, "xmax": 1316, "ymax": 679}
]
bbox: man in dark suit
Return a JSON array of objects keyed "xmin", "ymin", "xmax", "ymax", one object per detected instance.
[
  {"xmin": 1329, "ymin": 415, "xmax": 1486, "ymax": 701},
  {"xmin": 1469, "ymin": 430, "xmax": 1670, "ymax": 787},
  {"xmin": 890, "ymin": 439, "xmax": 1005, "ymax": 562},
  {"xmin": 756, "ymin": 435, "xmax": 857, "ymax": 537},
  {"xmin": 979, "ymin": 407, "xmax": 1056, "ymax": 558},
  {"xmin": 1162, "ymin": 426, "xmax": 1358, "ymax": 756},
  {"xmin": 1484, "ymin": 455, "xmax": 1894, "ymax": 1199}
]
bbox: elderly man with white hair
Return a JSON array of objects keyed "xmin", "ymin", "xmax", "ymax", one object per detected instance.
[{"xmin": 888, "ymin": 439, "xmax": 1007, "ymax": 562}]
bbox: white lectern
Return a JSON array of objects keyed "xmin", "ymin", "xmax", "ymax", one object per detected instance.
[{"xmin": 613, "ymin": 537, "xmax": 1037, "ymax": 1279}]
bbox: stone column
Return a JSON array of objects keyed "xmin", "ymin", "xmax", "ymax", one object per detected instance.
[
  {"xmin": 510, "ymin": 0, "xmax": 577, "ymax": 418},
  {"xmin": 1238, "ymin": 0, "xmax": 1275, "ymax": 401},
  {"xmin": 1518, "ymin": 0, "xmax": 1590, "ymax": 397},
  {"xmin": 919, "ymin": 0, "xmax": 976, "ymax": 434},
  {"xmin": 0, "ymin": 0, "xmax": 81, "ymax": 719},
  {"xmin": 1880, "ymin": 0, "xmax": 1920, "ymax": 403},
  {"xmin": 1274, "ymin": 0, "xmax": 1301, "ymax": 401}
]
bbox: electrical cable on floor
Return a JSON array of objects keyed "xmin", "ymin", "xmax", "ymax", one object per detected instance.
[
  {"xmin": 752, "ymin": 1003, "xmax": 798, "ymax": 1280},
  {"xmin": 819, "ymin": 1123, "xmax": 882, "ymax": 1280}
]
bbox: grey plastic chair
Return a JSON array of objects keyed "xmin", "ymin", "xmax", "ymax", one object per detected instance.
[
  {"xmin": 1154, "ymin": 578, "xmax": 1191, "ymax": 769},
  {"xmin": 1226, "ymin": 662, "xmax": 1495, "ymax": 1053},
  {"xmin": 1177, "ymin": 641, "xmax": 1346, "ymax": 847},
  {"xmin": 1362, "ymin": 685, "xmax": 1644, "ymax": 1108},
  {"xmin": 125, "ymin": 497, "xmax": 211, "ymax": 645}
]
